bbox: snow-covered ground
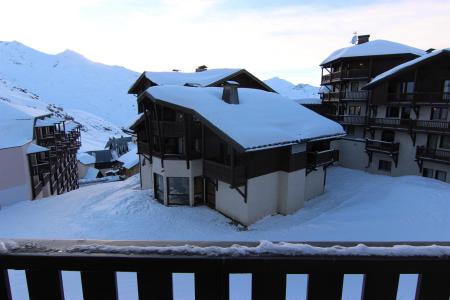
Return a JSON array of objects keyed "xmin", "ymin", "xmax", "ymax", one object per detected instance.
[{"xmin": 1, "ymin": 167, "xmax": 448, "ymax": 299}]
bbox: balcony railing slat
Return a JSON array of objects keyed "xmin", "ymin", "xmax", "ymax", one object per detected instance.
[
  {"xmin": 195, "ymin": 271, "xmax": 229, "ymax": 300},
  {"xmin": 25, "ymin": 269, "xmax": 65, "ymax": 300},
  {"xmin": 361, "ymin": 272, "xmax": 399, "ymax": 300},
  {"xmin": 415, "ymin": 272, "xmax": 450, "ymax": 300},
  {"xmin": 137, "ymin": 271, "xmax": 173, "ymax": 300},
  {"xmin": 251, "ymin": 272, "xmax": 286, "ymax": 300},
  {"xmin": 81, "ymin": 271, "xmax": 118, "ymax": 300},
  {"xmin": 307, "ymin": 272, "xmax": 344, "ymax": 300},
  {"xmin": 0, "ymin": 269, "xmax": 12, "ymax": 300}
]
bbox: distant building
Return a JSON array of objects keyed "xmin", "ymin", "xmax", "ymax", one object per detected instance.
[
  {"xmin": 105, "ymin": 136, "xmax": 133, "ymax": 157},
  {"xmin": 128, "ymin": 69, "xmax": 344, "ymax": 225},
  {"xmin": 86, "ymin": 149, "xmax": 120, "ymax": 176},
  {"xmin": 319, "ymin": 35, "xmax": 450, "ymax": 183},
  {"xmin": 0, "ymin": 103, "xmax": 81, "ymax": 207}
]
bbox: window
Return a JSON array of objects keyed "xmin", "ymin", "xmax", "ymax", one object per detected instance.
[
  {"xmin": 338, "ymin": 105, "xmax": 345, "ymax": 115},
  {"xmin": 443, "ymin": 80, "xmax": 450, "ymax": 101},
  {"xmin": 378, "ymin": 160, "xmax": 392, "ymax": 172},
  {"xmin": 439, "ymin": 136, "xmax": 450, "ymax": 150},
  {"xmin": 165, "ymin": 137, "xmax": 184, "ymax": 155},
  {"xmin": 435, "ymin": 170, "xmax": 447, "ymax": 182},
  {"xmin": 291, "ymin": 143, "xmax": 305, "ymax": 154},
  {"xmin": 191, "ymin": 138, "xmax": 201, "ymax": 154},
  {"xmin": 350, "ymin": 82, "xmax": 359, "ymax": 92},
  {"xmin": 381, "ymin": 130, "xmax": 395, "ymax": 142},
  {"xmin": 422, "ymin": 168, "xmax": 434, "ymax": 178},
  {"xmin": 345, "ymin": 125, "xmax": 355, "ymax": 136},
  {"xmin": 428, "ymin": 134, "xmax": 439, "ymax": 150},
  {"xmin": 167, "ymin": 177, "xmax": 189, "ymax": 205},
  {"xmin": 154, "ymin": 173, "xmax": 164, "ymax": 203},
  {"xmin": 194, "ymin": 177, "xmax": 204, "ymax": 205},
  {"xmin": 386, "ymin": 106, "xmax": 400, "ymax": 118},
  {"xmin": 430, "ymin": 107, "xmax": 448, "ymax": 121},
  {"xmin": 401, "ymin": 107, "xmax": 411, "ymax": 119},
  {"xmin": 348, "ymin": 105, "xmax": 361, "ymax": 115}
]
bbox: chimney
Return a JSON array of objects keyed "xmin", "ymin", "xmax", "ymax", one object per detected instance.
[
  {"xmin": 222, "ymin": 81, "xmax": 239, "ymax": 104},
  {"xmin": 196, "ymin": 65, "xmax": 208, "ymax": 72},
  {"xmin": 357, "ymin": 34, "xmax": 370, "ymax": 44}
]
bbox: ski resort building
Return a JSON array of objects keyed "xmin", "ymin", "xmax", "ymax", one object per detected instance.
[
  {"xmin": 128, "ymin": 68, "xmax": 344, "ymax": 225},
  {"xmin": 0, "ymin": 103, "xmax": 82, "ymax": 207},
  {"xmin": 320, "ymin": 35, "xmax": 450, "ymax": 183}
]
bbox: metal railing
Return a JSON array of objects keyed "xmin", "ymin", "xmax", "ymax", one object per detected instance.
[
  {"xmin": 0, "ymin": 239, "xmax": 449, "ymax": 300},
  {"xmin": 365, "ymin": 139, "xmax": 400, "ymax": 153},
  {"xmin": 416, "ymin": 146, "xmax": 450, "ymax": 162},
  {"xmin": 307, "ymin": 149, "xmax": 339, "ymax": 169}
]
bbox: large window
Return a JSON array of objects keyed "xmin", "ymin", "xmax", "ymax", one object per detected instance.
[
  {"xmin": 167, "ymin": 177, "xmax": 189, "ymax": 205},
  {"xmin": 154, "ymin": 173, "xmax": 164, "ymax": 203},
  {"xmin": 435, "ymin": 170, "xmax": 447, "ymax": 182},
  {"xmin": 401, "ymin": 107, "xmax": 411, "ymax": 119},
  {"xmin": 439, "ymin": 136, "xmax": 450, "ymax": 150},
  {"xmin": 443, "ymin": 80, "xmax": 450, "ymax": 101},
  {"xmin": 386, "ymin": 106, "xmax": 400, "ymax": 118},
  {"xmin": 165, "ymin": 137, "xmax": 184, "ymax": 155},
  {"xmin": 422, "ymin": 168, "xmax": 434, "ymax": 178},
  {"xmin": 348, "ymin": 105, "xmax": 361, "ymax": 115},
  {"xmin": 431, "ymin": 107, "xmax": 448, "ymax": 121},
  {"xmin": 378, "ymin": 160, "xmax": 392, "ymax": 172}
]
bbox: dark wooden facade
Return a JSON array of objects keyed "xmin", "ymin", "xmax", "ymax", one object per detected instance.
[
  {"xmin": 27, "ymin": 119, "xmax": 82, "ymax": 199},
  {"xmin": 132, "ymin": 93, "xmax": 338, "ymax": 197}
]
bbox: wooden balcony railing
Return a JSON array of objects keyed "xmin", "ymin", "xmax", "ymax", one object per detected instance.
[
  {"xmin": 341, "ymin": 90, "xmax": 368, "ymax": 100},
  {"xmin": 321, "ymin": 92, "xmax": 340, "ymax": 102},
  {"xmin": 0, "ymin": 239, "xmax": 449, "ymax": 300},
  {"xmin": 365, "ymin": 139, "xmax": 400, "ymax": 154},
  {"xmin": 416, "ymin": 146, "xmax": 450, "ymax": 163},
  {"xmin": 415, "ymin": 120, "xmax": 450, "ymax": 132},
  {"xmin": 307, "ymin": 149, "xmax": 339, "ymax": 170},
  {"xmin": 388, "ymin": 92, "xmax": 450, "ymax": 103},
  {"xmin": 203, "ymin": 160, "xmax": 246, "ymax": 186},
  {"xmin": 327, "ymin": 115, "xmax": 368, "ymax": 125},
  {"xmin": 343, "ymin": 68, "xmax": 370, "ymax": 79}
]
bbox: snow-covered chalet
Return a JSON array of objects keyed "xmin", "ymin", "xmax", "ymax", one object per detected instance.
[{"xmin": 128, "ymin": 68, "xmax": 344, "ymax": 225}]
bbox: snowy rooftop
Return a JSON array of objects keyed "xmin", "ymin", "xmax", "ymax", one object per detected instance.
[
  {"xmin": 0, "ymin": 101, "xmax": 46, "ymax": 149},
  {"xmin": 118, "ymin": 145, "xmax": 138, "ymax": 169},
  {"xmin": 321, "ymin": 40, "xmax": 426, "ymax": 65},
  {"xmin": 77, "ymin": 152, "xmax": 96, "ymax": 165},
  {"xmin": 365, "ymin": 49, "xmax": 450, "ymax": 88},
  {"xmin": 146, "ymin": 86, "xmax": 344, "ymax": 150},
  {"xmin": 143, "ymin": 69, "xmax": 241, "ymax": 87},
  {"xmin": 35, "ymin": 116, "xmax": 64, "ymax": 127},
  {"xmin": 26, "ymin": 143, "xmax": 49, "ymax": 154}
]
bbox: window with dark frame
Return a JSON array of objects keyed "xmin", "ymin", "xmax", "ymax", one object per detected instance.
[
  {"xmin": 386, "ymin": 106, "xmax": 400, "ymax": 118},
  {"xmin": 422, "ymin": 168, "xmax": 434, "ymax": 178},
  {"xmin": 378, "ymin": 160, "xmax": 392, "ymax": 172},
  {"xmin": 153, "ymin": 173, "xmax": 164, "ymax": 203},
  {"xmin": 430, "ymin": 107, "xmax": 448, "ymax": 121},
  {"xmin": 401, "ymin": 107, "xmax": 411, "ymax": 119},
  {"xmin": 348, "ymin": 105, "xmax": 361, "ymax": 115},
  {"xmin": 439, "ymin": 135, "xmax": 450, "ymax": 150},
  {"xmin": 167, "ymin": 177, "xmax": 189, "ymax": 205},
  {"xmin": 443, "ymin": 79, "xmax": 450, "ymax": 101},
  {"xmin": 435, "ymin": 170, "xmax": 447, "ymax": 182},
  {"xmin": 381, "ymin": 130, "xmax": 395, "ymax": 142}
]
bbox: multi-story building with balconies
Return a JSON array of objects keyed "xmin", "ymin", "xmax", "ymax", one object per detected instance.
[
  {"xmin": 320, "ymin": 35, "xmax": 450, "ymax": 183},
  {"xmin": 0, "ymin": 102, "xmax": 82, "ymax": 207},
  {"xmin": 128, "ymin": 68, "xmax": 344, "ymax": 225}
]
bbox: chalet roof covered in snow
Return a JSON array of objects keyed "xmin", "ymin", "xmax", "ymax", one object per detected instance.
[
  {"xmin": 0, "ymin": 101, "xmax": 46, "ymax": 149},
  {"xmin": 77, "ymin": 152, "xmax": 96, "ymax": 165},
  {"xmin": 35, "ymin": 116, "xmax": 64, "ymax": 127},
  {"xmin": 364, "ymin": 49, "xmax": 450, "ymax": 89},
  {"xmin": 320, "ymin": 40, "xmax": 426, "ymax": 66},
  {"xmin": 26, "ymin": 143, "xmax": 49, "ymax": 154},
  {"xmin": 118, "ymin": 146, "xmax": 139, "ymax": 169},
  {"xmin": 128, "ymin": 68, "xmax": 276, "ymax": 94},
  {"xmin": 143, "ymin": 86, "xmax": 345, "ymax": 151},
  {"xmin": 87, "ymin": 149, "xmax": 118, "ymax": 163}
]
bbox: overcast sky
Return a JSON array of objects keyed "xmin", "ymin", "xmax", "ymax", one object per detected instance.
[{"xmin": 1, "ymin": 0, "xmax": 449, "ymax": 85}]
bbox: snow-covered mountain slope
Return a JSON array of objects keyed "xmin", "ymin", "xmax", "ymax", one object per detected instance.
[
  {"xmin": 264, "ymin": 77, "xmax": 320, "ymax": 104},
  {"xmin": 0, "ymin": 78, "xmax": 122, "ymax": 151},
  {"xmin": 0, "ymin": 41, "xmax": 139, "ymax": 127},
  {"xmin": 0, "ymin": 41, "xmax": 137, "ymax": 151}
]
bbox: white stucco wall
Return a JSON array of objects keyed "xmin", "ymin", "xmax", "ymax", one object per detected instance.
[
  {"xmin": 305, "ymin": 167, "xmax": 325, "ymax": 201},
  {"xmin": 333, "ymin": 138, "xmax": 367, "ymax": 170},
  {"xmin": 278, "ymin": 169, "xmax": 305, "ymax": 214},
  {"xmin": 0, "ymin": 144, "xmax": 32, "ymax": 207},
  {"xmin": 139, "ymin": 155, "xmax": 152, "ymax": 190}
]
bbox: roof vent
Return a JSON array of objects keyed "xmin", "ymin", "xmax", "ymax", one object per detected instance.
[
  {"xmin": 426, "ymin": 48, "xmax": 435, "ymax": 53},
  {"xmin": 196, "ymin": 65, "xmax": 208, "ymax": 72},
  {"xmin": 172, "ymin": 69, "xmax": 180, "ymax": 72},
  {"xmin": 184, "ymin": 82, "xmax": 202, "ymax": 87},
  {"xmin": 222, "ymin": 81, "xmax": 239, "ymax": 104},
  {"xmin": 357, "ymin": 34, "xmax": 370, "ymax": 44}
]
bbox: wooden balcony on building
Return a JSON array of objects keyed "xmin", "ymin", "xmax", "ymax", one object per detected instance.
[
  {"xmin": 415, "ymin": 119, "xmax": 450, "ymax": 133},
  {"xmin": 327, "ymin": 115, "xmax": 367, "ymax": 125},
  {"xmin": 0, "ymin": 239, "xmax": 449, "ymax": 300},
  {"xmin": 365, "ymin": 139, "xmax": 400, "ymax": 154},
  {"xmin": 388, "ymin": 92, "xmax": 450, "ymax": 103},
  {"xmin": 341, "ymin": 90, "xmax": 368, "ymax": 101},
  {"xmin": 203, "ymin": 159, "xmax": 246, "ymax": 186},
  {"xmin": 321, "ymin": 92, "xmax": 340, "ymax": 102},
  {"xmin": 307, "ymin": 149, "xmax": 339, "ymax": 171},
  {"xmin": 321, "ymin": 69, "xmax": 369, "ymax": 84},
  {"xmin": 416, "ymin": 146, "xmax": 450, "ymax": 164},
  {"xmin": 368, "ymin": 118, "xmax": 411, "ymax": 130}
]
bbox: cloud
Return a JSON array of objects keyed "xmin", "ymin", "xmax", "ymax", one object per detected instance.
[{"xmin": 0, "ymin": 0, "xmax": 449, "ymax": 84}]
